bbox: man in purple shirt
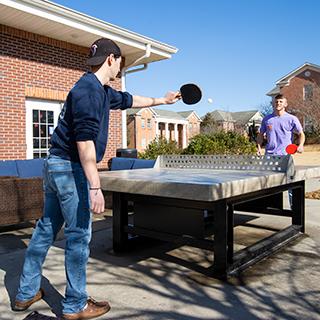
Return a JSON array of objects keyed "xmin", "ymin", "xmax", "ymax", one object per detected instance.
[{"xmin": 257, "ymin": 94, "xmax": 305, "ymax": 156}]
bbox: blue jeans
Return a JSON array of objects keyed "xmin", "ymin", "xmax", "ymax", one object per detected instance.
[{"xmin": 16, "ymin": 155, "xmax": 92, "ymax": 314}]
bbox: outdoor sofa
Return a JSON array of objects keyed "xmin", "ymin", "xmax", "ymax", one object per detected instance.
[{"xmin": 0, "ymin": 159, "xmax": 44, "ymax": 226}]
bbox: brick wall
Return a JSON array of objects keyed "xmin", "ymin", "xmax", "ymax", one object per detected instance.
[
  {"xmin": 186, "ymin": 113, "xmax": 200, "ymax": 142},
  {"xmin": 280, "ymin": 69, "xmax": 320, "ymax": 127},
  {"xmin": 0, "ymin": 25, "xmax": 123, "ymax": 168}
]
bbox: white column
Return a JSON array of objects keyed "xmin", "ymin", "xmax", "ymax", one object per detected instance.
[
  {"xmin": 182, "ymin": 124, "xmax": 187, "ymax": 148},
  {"xmin": 174, "ymin": 123, "xmax": 178, "ymax": 142},
  {"xmin": 165, "ymin": 122, "xmax": 169, "ymax": 140},
  {"xmin": 121, "ymin": 71, "xmax": 127, "ymax": 148},
  {"xmin": 155, "ymin": 121, "xmax": 159, "ymax": 137}
]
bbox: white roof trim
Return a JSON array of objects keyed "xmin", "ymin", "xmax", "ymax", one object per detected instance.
[
  {"xmin": 0, "ymin": 0, "xmax": 178, "ymax": 66},
  {"xmin": 129, "ymin": 107, "xmax": 157, "ymax": 116},
  {"xmin": 276, "ymin": 62, "xmax": 320, "ymax": 85},
  {"xmin": 186, "ymin": 111, "xmax": 202, "ymax": 121},
  {"xmin": 155, "ymin": 117, "xmax": 188, "ymax": 125}
]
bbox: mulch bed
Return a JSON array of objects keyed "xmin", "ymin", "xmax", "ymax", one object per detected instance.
[{"xmin": 305, "ymin": 189, "xmax": 320, "ymax": 200}]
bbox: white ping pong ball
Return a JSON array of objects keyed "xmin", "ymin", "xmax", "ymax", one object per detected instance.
[{"xmin": 208, "ymin": 98, "xmax": 213, "ymax": 103}]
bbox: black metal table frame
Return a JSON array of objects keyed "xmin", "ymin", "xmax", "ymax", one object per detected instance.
[{"xmin": 112, "ymin": 180, "xmax": 305, "ymax": 279}]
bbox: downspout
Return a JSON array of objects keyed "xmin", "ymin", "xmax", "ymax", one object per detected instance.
[{"xmin": 121, "ymin": 43, "xmax": 151, "ymax": 148}]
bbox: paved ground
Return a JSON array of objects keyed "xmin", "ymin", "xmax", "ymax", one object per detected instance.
[{"xmin": 0, "ymin": 152, "xmax": 319, "ymax": 320}]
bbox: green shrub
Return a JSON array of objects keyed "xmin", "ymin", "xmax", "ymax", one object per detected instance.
[
  {"xmin": 183, "ymin": 131, "xmax": 256, "ymax": 155},
  {"xmin": 139, "ymin": 137, "xmax": 181, "ymax": 159},
  {"xmin": 305, "ymin": 130, "xmax": 320, "ymax": 145}
]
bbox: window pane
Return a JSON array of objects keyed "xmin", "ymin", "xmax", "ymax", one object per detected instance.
[
  {"xmin": 40, "ymin": 152, "xmax": 48, "ymax": 158},
  {"xmin": 33, "ymin": 138, "xmax": 39, "ymax": 148},
  {"xmin": 33, "ymin": 124, "xmax": 39, "ymax": 137},
  {"xmin": 33, "ymin": 153, "xmax": 40, "ymax": 159},
  {"xmin": 33, "ymin": 110, "xmax": 39, "ymax": 123},
  {"xmin": 47, "ymin": 111, "xmax": 54, "ymax": 124},
  {"xmin": 40, "ymin": 125, "xmax": 47, "ymax": 137},
  {"xmin": 40, "ymin": 139, "xmax": 47, "ymax": 148},
  {"xmin": 48, "ymin": 126, "xmax": 54, "ymax": 137},
  {"xmin": 40, "ymin": 110, "xmax": 47, "ymax": 123}
]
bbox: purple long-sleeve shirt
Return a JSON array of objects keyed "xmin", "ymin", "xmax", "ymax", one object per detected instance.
[{"xmin": 260, "ymin": 112, "xmax": 303, "ymax": 155}]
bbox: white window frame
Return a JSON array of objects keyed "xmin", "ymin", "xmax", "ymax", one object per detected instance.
[
  {"xmin": 26, "ymin": 99, "xmax": 62, "ymax": 159},
  {"xmin": 141, "ymin": 138, "xmax": 146, "ymax": 148},
  {"xmin": 141, "ymin": 118, "xmax": 145, "ymax": 129}
]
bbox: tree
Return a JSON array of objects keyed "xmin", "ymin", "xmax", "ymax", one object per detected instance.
[
  {"xmin": 200, "ymin": 112, "xmax": 219, "ymax": 134},
  {"xmin": 183, "ymin": 131, "xmax": 256, "ymax": 155},
  {"xmin": 138, "ymin": 137, "xmax": 181, "ymax": 159},
  {"xmin": 259, "ymin": 102, "xmax": 273, "ymax": 117}
]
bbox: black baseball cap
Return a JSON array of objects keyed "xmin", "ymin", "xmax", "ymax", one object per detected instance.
[{"xmin": 86, "ymin": 38, "xmax": 122, "ymax": 66}]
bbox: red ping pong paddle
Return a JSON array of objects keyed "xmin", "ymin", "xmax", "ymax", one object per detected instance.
[
  {"xmin": 286, "ymin": 144, "xmax": 298, "ymax": 154},
  {"xmin": 179, "ymin": 83, "xmax": 202, "ymax": 105}
]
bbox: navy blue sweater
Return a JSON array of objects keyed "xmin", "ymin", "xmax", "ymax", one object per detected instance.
[{"xmin": 50, "ymin": 72, "xmax": 133, "ymax": 163}]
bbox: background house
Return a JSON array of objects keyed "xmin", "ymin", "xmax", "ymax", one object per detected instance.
[
  {"xmin": 127, "ymin": 108, "xmax": 201, "ymax": 151},
  {"xmin": 202, "ymin": 109, "xmax": 262, "ymax": 137},
  {"xmin": 267, "ymin": 62, "xmax": 320, "ymax": 132},
  {"xmin": 0, "ymin": 0, "xmax": 177, "ymax": 167},
  {"xmin": 232, "ymin": 110, "xmax": 262, "ymax": 134},
  {"xmin": 177, "ymin": 110, "xmax": 202, "ymax": 143},
  {"xmin": 208, "ymin": 110, "xmax": 236, "ymax": 132}
]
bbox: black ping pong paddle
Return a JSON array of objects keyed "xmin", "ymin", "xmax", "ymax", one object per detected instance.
[{"xmin": 179, "ymin": 83, "xmax": 202, "ymax": 105}]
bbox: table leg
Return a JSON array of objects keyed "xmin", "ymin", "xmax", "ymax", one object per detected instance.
[
  {"xmin": 227, "ymin": 203, "xmax": 234, "ymax": 263},
  {"xmin": 113, "ymin": 192, "xmax": 128, "ymax": 252},
  {"xmin": 291, "ymin": 182, "xmax": 305, "ymax": 233},
  {"xmin": 213, "ymin": 199, "xmax": 228, "ymax": 279}
]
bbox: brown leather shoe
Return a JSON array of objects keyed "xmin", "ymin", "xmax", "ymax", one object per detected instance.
[
  {"xmin": 13, "ymin": 289, "xmax": 44, "ymax": 311},
  {"xmin": 62, "ymin": 297, "xmax": 111, "ymax": 320}
]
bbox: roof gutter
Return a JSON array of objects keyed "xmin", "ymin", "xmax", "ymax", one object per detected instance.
[{"xmin": 121, "ymin": 43, "xmax": 152, "ymax": 148}]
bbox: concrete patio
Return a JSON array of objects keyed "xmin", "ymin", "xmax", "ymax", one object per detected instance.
[{"xmin": 0, "ymin": 179, "xmax": 319, "ymax": 320}]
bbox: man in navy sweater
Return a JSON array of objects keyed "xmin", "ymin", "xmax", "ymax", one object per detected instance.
[{"xmin": 14, "ymin": 38, "xmax": 180, "ymax": 319}]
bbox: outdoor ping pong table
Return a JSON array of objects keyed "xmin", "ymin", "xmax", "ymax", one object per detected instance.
[{"xmin": 100, "ymin": 155, "xmax": 320, "ymax": 279}]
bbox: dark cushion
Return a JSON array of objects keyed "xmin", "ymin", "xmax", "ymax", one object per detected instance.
[
  {"xmin": 132, "ymin": 159, "xmax": 156, "ymax": 169},
  {"xmin": 16, "ymin": 159, "xmax": 45, "ymax": 178},
  {"xmin": 110, "ymin": 157, "xmax": 136, "ymax": 171},
  {"xmin": 0, "ymin": 160, "xmax": 19, "ymax": 177}
]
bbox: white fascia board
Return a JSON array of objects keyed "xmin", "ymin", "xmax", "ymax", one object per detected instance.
[
  {"xmin": 190, "ymin": 111, "xmax": 202, "ymax": 121},
  {"xmin": 276, "ymin": 62, "xmax": 320, "ymax": 85},
  {"xmin": 1, "ymin": 0, "xmax": 177, "ymax": 56},
  {"xmin": 155, "ymin": 117, "xmax": 188, "ymax": 125}
]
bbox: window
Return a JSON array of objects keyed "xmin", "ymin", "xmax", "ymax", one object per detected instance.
[
  {"xmin": 141, "ymin": 138, "xmax": 146, "ymax": 148},
  {"xmin": 141, "ymin": 118, "xmax": 145, "ymax": 128},
  {"xmin": 303, "ymin": 84, "xmax": 313, "ymax": 101},
  {"xmin": 26, "ymin": 99, "xmax": 62, "ymax": 159},
  {"xmin": 147, "ymin": 119, "xmax": 152, "ymax": 129}
]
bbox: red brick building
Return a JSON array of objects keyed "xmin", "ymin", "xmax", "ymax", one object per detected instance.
[
  {"xmin": 0, "ymin": 0, "xmax": 177, "ymax": 167},
  {"xmin": 267, "ymin": 62, "xmax": 320, "ymax": 131},
  {"xmin": 127, "ymin": 108, "xmax": 201, "ymax": 151}
]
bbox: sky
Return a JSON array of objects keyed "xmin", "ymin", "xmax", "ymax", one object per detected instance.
[{"xmin": 54, "ymin": 0, "xmax": 320, "ymax": 116}]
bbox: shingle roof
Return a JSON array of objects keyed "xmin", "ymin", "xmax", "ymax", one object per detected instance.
[
  {"xmin": 210, "ymin": 110, "xmax": 235, "ymax": 122},
  {"xmin": 231, "ymin": 110, "xmax": 260, "ymax": 124},
  {"xmin": 153, "ymin": 109, "xmax": 186, "ymax": 120},
  {"xmin": 127, "ymin": 108, "xmax": 200, "ymax": 121},
  {"xmin": 177, "ymin": 111, "xmax": 194, "ymax": 118},
  {"xmin": 266, "ymin": 86, "xmax": 281, "ymax": 96},
  {"xmin": 126, "ymin": 108, "xmax": 142, "ymax": 116}
]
